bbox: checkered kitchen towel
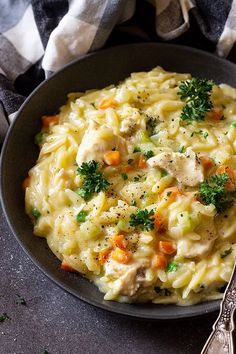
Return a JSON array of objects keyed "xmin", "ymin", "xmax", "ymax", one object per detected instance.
[{"xmin": 1, "ymin": 0, "xmax": 236, "ymax": 143}]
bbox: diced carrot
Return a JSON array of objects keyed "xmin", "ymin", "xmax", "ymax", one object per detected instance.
[
  {"xmin": 161, "ymin": 187, "xmax": 180, "ymax": 203},
  {"xmin": 158, "ymin": 241, "xmax": 176, "ymax": 255},
  {"xmin": 216, "ymin": 165, "xmax": 236, "ymax": 192},
  {"xmin": 61, "ymin": 261, "xmax": 77, "ymax": 273},
  {"xmin": 98, "ymin": 249, "xmax": 111, "ymax": 265},
  {"xmin": 138, "ymin": 155, "xmax": 147, "ymax": 169},
  {"xmin": 111, "ymin": 234, "xmax": 128, "ymax": 250},
  {"xmin": 103, "ymin": 150, "xmax": 121, "ymax": 166},
  {"xmin": 226, "ymin": 179, "xmax": 235, "ymax": 193},
  {"xmin": 22, "ymin": 176, "xmax": 30, "ymax": 189},
  {"xmin": 152, "ymin": 254, "xmax": 167, "ymax": 269},
  {"xmin": 200, "ymin": 156, "xmax": 214, "ymax": 171},
  {"xmin": 98, "ymin": 98, "xmax": 117, "ymax": 110},
  {"xmin": 122, "ymin": 165, "xmax": 134, "ymax": 173},
  {"xmin": 154, "ymin": 213, "xmax": 166, "ymax": 233},
  {"xmin": 216, "ymin": 165, "xmax": 234, "ymax": 178},
  {"xmin": 208, "ymin": 107, "xmax": 223, "ymax": 121},
  {"xmin": 112, "ymin": 248, "xmax": 132, "ymax": 264},
  {"xmin": 42, "ymin": 115, "xmax": 59, "ymax": 128}
]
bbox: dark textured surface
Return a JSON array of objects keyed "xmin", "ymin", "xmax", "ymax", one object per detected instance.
[{"xmin": 0, "ymin": 204, "xmax": 217, "ymax": 354}]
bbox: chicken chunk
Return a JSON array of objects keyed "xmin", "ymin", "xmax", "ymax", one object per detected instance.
[
  {"xmin": 104, "ymin": 259, "xmax": 151, "ymax": 297},
  {"xmin": 120, "ymin": 116, "xmax": 139, "ymax": 135},
  {"xmin": 147, "ymin": 148, "xmax": 204, "ymax": 187},
  {"xmin": 76, "ymin": 127, "xmax": 127, "ymax": 165},
  {"xmin": 177, "ymin": 214, "xmax": 217, "ymax": 258}
]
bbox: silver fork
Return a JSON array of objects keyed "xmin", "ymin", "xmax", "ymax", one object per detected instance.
[{"xmin": 201, "ymin": 260, "xmax": 236, "ymax": 354}]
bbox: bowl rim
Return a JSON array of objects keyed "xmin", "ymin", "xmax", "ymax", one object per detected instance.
[{"xmin": 1, "ymin": 42, "xmax": 229, "ymax": 320}]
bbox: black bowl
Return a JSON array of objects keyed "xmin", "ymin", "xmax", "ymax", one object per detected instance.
[{"xmin": 1, "ymin": 43, "xmax": 236, "ymax": 320}]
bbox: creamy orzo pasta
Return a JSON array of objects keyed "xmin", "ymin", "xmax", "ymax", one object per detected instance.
[{"xmin": 25, "ymin": 67, "xmax": 236, "ymax": 305}]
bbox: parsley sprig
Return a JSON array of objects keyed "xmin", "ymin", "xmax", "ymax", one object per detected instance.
[
  {"xmin": 146, "ymin": 117, "xmax": 159, "ymax": 136},
  {"xmin": 166, "ymin": 262, "xmax": 179, "ymax": 273},
  {"xmin": 199, "ymin": 173, "xmax": 233, "ymax": 213},
  {"xmin": 129, "ymin": 209, "xmax": 155, "ymax": 231},
  {"xmin": 178, "ymin": 78, "xmax": 213, "ymax": 122},
  {"xmin": 144, "ymin": 150, "xmax": 154, "ymax": 159},
  {"xmin": 77, "ymin": 160, "xmax": 110, "ymax": 201},
  {"xmin": 76, "ymin": 210, "xmax": 88, "ymax": 223},
  {"xmin": 190, "ymin": 130, "xmax": 208, "ymax": 139},
  {"xmin": 32, "ymin": 207, "xmax": 41, "ymax": 219},
  {"xmin": 220, "ymin": 248, "xmax": 232, "ymax": 259}
]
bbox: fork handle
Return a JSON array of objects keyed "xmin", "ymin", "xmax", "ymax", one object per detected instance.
[{"xmin": 201, "ymin": 261, "xmax": 236, "ymax": 354}]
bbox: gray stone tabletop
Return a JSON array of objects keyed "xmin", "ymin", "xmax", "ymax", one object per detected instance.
[{"xmin": 1, "ymin": 203, "xmax": 219, "ymax": 354}]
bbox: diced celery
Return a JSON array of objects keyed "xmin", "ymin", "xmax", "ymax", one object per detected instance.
[
  {"xmin": 230, "ymin": 121, "xmax": 236, "ymax": 128},
  {"xmin": 116, "ymin": 220, "xmax": 129, "ymax": 232},
  {"xmin": 189, "ymin": 213, "xmax": 200, "ymax": 230},
  {"xmin": 177, "ymin": 211, "xmax": 192, "ymax": 234},
  {"xmin": 34, "ymin": 132, "xmax": 43, "ymax": 145},
  {"xmin": 139, "ymin": 130, "xmax": 151, "ymax": 143},
  {"xmin": 160, "ymin": 169, "xmax": 168, "ymax": 178},
  {"xmin": 32, "ymin": 207, "xmax": 41, "ymax": 219}
]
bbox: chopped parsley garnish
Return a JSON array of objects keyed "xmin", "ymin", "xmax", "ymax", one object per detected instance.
[
  {"xmin": 144, "ymin": 150, "xmax": 154, "ymax": 159},
  {"xmin": 160, "ymin": 169, "xmax": 168, "ymax": 178},
  {"xmin": 133, "ymin": 147, "xmax": 154, "ymax": 159},
  {"xmin": 131, "ymin": 199, "xmax": 137, "ymax": 206},
  {"xmin": 133, "ymin": 146, "xmax": 141, "ymax": 153},
  {"xmin": 34, "ymin": 132, "xmax": 43, "ymax": 145},
  {"xmin": 220, "ymin": 248, "xmax": 232, "ymax": 259},
  {"xmin": 121, "ymin": 173, "xmax": 128, "ymax": 181},
  {"xmin": 76, "ymin": 210, "xmax": 88, "ymax": 223},
  {"xmin": 178, "ymin": 78, "xmax": 213, "ymax": 122},
  {"xmin": 191, "ymin": 130, "xmax": 208, "ymax": 139},
  {"xmin": 133, "ymin": 174, "xmax": 143, "ymax": 182},
  {"xmin": 146, "ymin": 117, "xmax": 159, "ymax": 136},
  {"xmin": 32, "ymin": 207, "xmax": 41, "ymax": 219},
  {"xmin": 166, "ymin": 262, "xmax": 179, "ymax": 273},
  {"xmin": 199, "ymin": 173, "xmax": 233, "ymax": 213},
  {"xmin": 178, "ymin": 146, "xmax": 186, "ymax": 153},
  {"xmin": 128, "ymin": 159, "xmax": 134, "ymax": 165},
  {"xmin": 16, "ymin": 295, "xmax": 26, "ymax": 305},
  {"xmin": 91, "ymin": 102, "xmax": 97, "ymax": 109},
  {"xmin": 77, "ymin": 160, "xmax": 110, "ymax": 201},
  {"xmin": 129, "ymin": 209, "xmax": 154, "ymax": 231},
  {"xmin": 0, "ymin": 313, "xmax": 9, "ymax": 323}
]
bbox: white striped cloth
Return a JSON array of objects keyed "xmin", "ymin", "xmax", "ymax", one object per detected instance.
[{"xmin": 1, "ymin": 0, "xmax": 236, "ymax": 142}]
